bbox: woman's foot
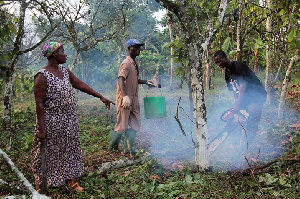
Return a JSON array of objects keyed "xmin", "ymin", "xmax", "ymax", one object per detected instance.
[
  {"xmin": 36, "ymin": 185, "xmax": 47, "ymax": 195},
  {"xmin": 69, "ymin": 182, "xmax": 84, "ymax": 192}
]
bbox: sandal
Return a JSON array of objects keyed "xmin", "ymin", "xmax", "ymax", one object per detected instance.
[
  {"xmin": 36, "ymin": 188, "xmax": 47, "ymax": 195},
  {"xmin": 70, "ymin": 182, "xmax": 84, "ymax": 192}
]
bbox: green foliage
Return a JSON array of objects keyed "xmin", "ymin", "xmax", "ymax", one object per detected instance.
[
  {"xmin": 221, "ymin": 37, "xmax": 231, "ymax": 52},
  {"xmin": 13, "ymin": 73, "xmax": 34, "ymax": 94},
  {"xmin": 139, "ymin": 49, "xmax": 166, "ymax": 78},
  {"xmin": 168, "ymin": 39, "xmax": 189, "ymax": 79},
  {"xmin": 0, "ymin": 7, "xmax": 16, "ymax": 68}
]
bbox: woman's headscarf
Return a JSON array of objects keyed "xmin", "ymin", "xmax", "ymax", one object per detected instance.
[{"xmin": 42, "ymin": 42, "xmax": 63, "ymax": 57}]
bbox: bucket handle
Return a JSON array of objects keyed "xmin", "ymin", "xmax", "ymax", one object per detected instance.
[{"xmin": 145, "ymin": 84, "xmax": 163, "ymax": 97}]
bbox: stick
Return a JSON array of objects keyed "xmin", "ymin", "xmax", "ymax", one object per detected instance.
[
  {"xmin": 39, "ymin": 144, "xmax": 47, "ymax": 194},
  {"xmin": 174, "ymin": 97, "xmax": 186, "ymax": 136}
]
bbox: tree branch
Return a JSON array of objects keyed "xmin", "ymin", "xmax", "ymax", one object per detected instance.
[
  {"xmin": 155, "ymin": 0, "xmax": 179, "ymax": 15},
  {"xmin": 20, "ymin": 20, "xmax": 62, "ymax": 55}
]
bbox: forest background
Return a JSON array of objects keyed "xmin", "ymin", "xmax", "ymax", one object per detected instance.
[{"xmin": 0, "ymin": 0, "xmax": 299, "ymax": 198}]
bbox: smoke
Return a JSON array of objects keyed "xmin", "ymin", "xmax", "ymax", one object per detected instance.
[
  {"xmin": 137, "ymin": 86, "xmax": 298, "ymax": 172},
  {"xmin": 138, "ymin": 86, "xmax": 195, "ymax": 170}
]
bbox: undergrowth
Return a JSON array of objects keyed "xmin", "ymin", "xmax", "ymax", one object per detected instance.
[{"xmin": 0, "ymin": 91, "xmax": 299, "ymax": 198}]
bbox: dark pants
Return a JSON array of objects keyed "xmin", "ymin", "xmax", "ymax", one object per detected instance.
[{"xmin": 245, "ymin": 102, "xmax": 264, "ymax": 143}]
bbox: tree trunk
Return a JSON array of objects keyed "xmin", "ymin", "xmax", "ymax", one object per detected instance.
[
  {"xmin": 180, "ymin": 1, "xmax": 209, "ymax": 170},
  {"xmin": 236, "ymin": 0, "xmax": 244, "ymax": 61},
  {"xmin": 3, "ymin": 0, "xmax": 26, "ymax": 130},
  {"xmin": 3, "ymin": 66, "xmax": 16, "ymax": 130},
  {"xmin": 167, "ymin": 10, "xmax": 174, "ymax": 91},
  {"xmin": 70, "ymin": 47, "xmax": 80, "ymax": 72},
  {"xmin": 2, "ymin": 0, "xmax": 62, "ymax": 130},
  {"xmin": 189, "ymin": 45, "xmax": 209, "ymax": 170},
  {"xmin": 185, "ymin": 65, "xmax": 193, "ymax": 116},
  {"xmin": 278, "ymin": 50, "xmax": 299, "ymax": 120},
  {"xmin": 264, "ymin": 0, "xmax": 273, "ymax": 104},
  {"xmin": 155, "ymin": 0, "xmax": 228, "ymax": 170},
  {"xmin": 20, "ymin": 64, "xmax": 24, "ymax": 102},
  {"xmin": 205, "ymin": 49, "xmax": 211, "ymax": 90},
  {"xmin": 253, "ymin": 50, "xmax": 258, "ymax": 74},
  {"xmin": 274, "ymin": 59, "xmax": 283, "ymax": 82},
  {"xmin": 274, "ymin": 45, "xmax": 287, "ymax": 82}
]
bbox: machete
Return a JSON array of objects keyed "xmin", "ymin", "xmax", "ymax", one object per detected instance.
[{"xmin": 39, "ymin": 144, "xmax": 47, "ymax": 194}]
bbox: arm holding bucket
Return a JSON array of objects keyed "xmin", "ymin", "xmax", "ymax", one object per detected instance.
[{"xmin": 138, "ymin": 79, "xmax": 152, "ymax": 84}]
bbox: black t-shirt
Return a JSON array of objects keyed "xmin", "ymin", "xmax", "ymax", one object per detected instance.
[{"xmin": 225, "ymin": 61, "xmax": 267, "ymax": 107}]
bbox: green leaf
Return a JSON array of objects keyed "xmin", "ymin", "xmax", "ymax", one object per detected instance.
[
  {"xmin": 25, "ymin": 134, "xmax": 33, "ymax": 148},
  {"xmin": 287, "ymin": 29, "xmax": 296, "ymax": 42},
  {"xmin": 222, "ymin": 37, "xmax": 231, "ymax": 52},
  {"xmin": 169, "ymin": 190, "xmax": 182, "ymax": 197},
  {"xmin": 194, "ymin": 173, "xmax": 201, "ymax": 180},
  {"xmin": 174, "ymin": 57, "xmax": 181, "ymax": 63},
  {"xmin": 174, "ymin": 67, "xmax": 184, "ymax": 76},
  {"xmin": 279, "ymin": 9, "xmax": 285, "ymax": 16},
  {"xmin": 131, "ymin": 184, "xmax": 139, "ymax": 192},
  {"xmin": 265, "ymin": 173, "xmax": 277, "ymax": 185},
  {"xmin": 13, "ymin": 17, "xmax": 18, "ymax": 23},
  {"xmin": 296, "ymin": 142, "xmax": 300, "ymax": 155},
  {"xmin": 173, "ymin": 39, "xmax": 183, "ymax": 48},
  {"xmin": 279, "ymin": 176, "xmax": 291, "ymax": 188},
  {"xmin": 258, "ymin": 175, "xmax": 265, "ymax": 183},
  {"xmin": 183, "ymin": 59, "xmax": 189, "ymax": 67},
  {"xmin": 157, "ymin": 184, "xmax": 165, "ymax": 189},
  {"xmin": 255, "ymin": 36, "xmax": 264, "ymax": 50},
  {"xmin": 185, "ymin": 175, "xmax": 193, "ymax": 184}
]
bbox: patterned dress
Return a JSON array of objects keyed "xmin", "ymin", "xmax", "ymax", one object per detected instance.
[{"xmin": 32, "ymin": 65, "xmax": 84, "ymax": 187}]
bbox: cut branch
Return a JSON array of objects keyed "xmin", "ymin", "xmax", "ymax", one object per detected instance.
[
  {"xmin": 232, "ymin": 157, "xmax": 299, "ymax": 176},
  {"xmin": 174, "ymin": 97, "xmax": 186, "ymax": 136},
  {"xmin": 95, "ymin": 152, "xmax": 151, "ymax": 173}
]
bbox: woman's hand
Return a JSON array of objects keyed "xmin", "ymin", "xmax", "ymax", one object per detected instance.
[
  {"xmin": 37, "ymin": 128, "xmax": 47, "ymax": 144},
  {"xmin": 100, "ymin": 96, "xmax": 115, "ymax": 110}
]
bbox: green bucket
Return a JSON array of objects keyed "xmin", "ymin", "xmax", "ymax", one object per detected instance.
[{"xmin": 144, "ymin": 96, "xmax": 167, "ymax": 119}]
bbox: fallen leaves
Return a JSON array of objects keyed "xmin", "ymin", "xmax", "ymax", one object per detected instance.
[
  {"xmin": 172, "ymin": 163, "xmax": 185, "ymax": 170},
  {"xmin": 281, "ymin": 134, "xmax": 295, "ymax": 145},
  {"xmin": 289, "ymin": 121, "xmax": 300, "ymax": 129},
  {"xmin": 149, "ymin": 175, "xmax": 162, "ymax": 182}
]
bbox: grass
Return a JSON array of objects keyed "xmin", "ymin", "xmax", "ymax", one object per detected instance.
[{"xmin": 0, "ymin": 75, "xmax": 299, "ymax": 198}]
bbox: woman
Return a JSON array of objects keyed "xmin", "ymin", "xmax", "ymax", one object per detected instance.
[{"xmin": 32, "ymin": 42, "xmax": 114, "ymax": 193}]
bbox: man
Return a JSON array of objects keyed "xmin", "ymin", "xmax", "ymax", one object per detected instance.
[
  {"xmin": 213, "ymin": 50, "xmax": 267, "ymax": 144},
  {"xmin": 109, "ymin": 39, "xmax": 152, "ymax": 154}
]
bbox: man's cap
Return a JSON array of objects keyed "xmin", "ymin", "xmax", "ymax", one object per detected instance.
[{"xmin": 126, "ymin": 39, "xmax": 144, "ymax": 48}]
